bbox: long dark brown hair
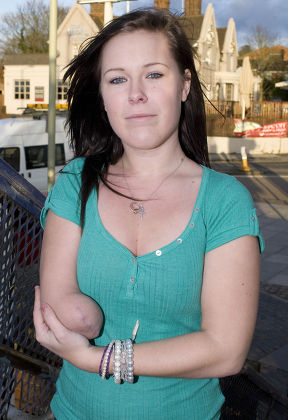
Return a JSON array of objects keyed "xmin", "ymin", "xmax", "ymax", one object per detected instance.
[{"xmin": 63, "ymin": 8, "xmax": 210, "ymax": 226}]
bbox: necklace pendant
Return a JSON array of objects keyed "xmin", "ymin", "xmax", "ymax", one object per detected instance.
[{"xmin": 130, "ymin": 201, "xmax": 144, "ymax": 220}]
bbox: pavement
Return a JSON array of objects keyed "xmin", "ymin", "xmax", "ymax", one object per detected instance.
[
  {"xmin": 7, "ymin": 154, "xmax": 288, "ymax": 418},
  {"xmin": 249, "ymin": 201, "xmax": 288, "ymax": 399},
  {"xmin": 210, "ymin": 152, "xmax": 288, "ymax": 176},
  {"xmin": 210, "ymin": 153, "xmax": 288, "ymax": 401}
]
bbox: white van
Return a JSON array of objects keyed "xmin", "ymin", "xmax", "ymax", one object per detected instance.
[{"xmin": 0, "ymin": 116, "xmax": 74, "ymax": 193}]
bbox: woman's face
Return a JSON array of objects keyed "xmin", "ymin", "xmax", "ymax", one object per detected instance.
[{"xmin": 100, "ymin": 30, "xmax": 190, "ymax": 152}]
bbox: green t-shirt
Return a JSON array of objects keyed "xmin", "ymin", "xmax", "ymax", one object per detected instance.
[{"xmin": 41, "ymin": 158, "xmax": 264, "ymax": 420}]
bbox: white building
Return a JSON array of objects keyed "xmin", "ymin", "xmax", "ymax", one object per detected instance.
[
  {"xmin": 180, "ymin": 1, "xmax": 259, "ymax": 107},
  {"xmin": 3, "ymin": 3, "xmax": 99, "ymax": 114}
]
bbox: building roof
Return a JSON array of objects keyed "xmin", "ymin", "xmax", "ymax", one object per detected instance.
[
  {"xmin": 3, "ymin": 54, "xmax": 49, "ymax": 65},
  {"xmin": 243, "ymin": 45, "xmax": 288, "ymax": 62},
  {"xmin": 217, "ymin": 27, "xmax": 226, "ymax": 51},
  {"xmin": 178, "ymin": 15, "xmax": 204, "ymax": 43}
]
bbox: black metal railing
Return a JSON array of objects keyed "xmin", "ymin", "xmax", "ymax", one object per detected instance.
[{"xmin": 0, "ymin": 158, "xmax": 61, "ymax": 418}]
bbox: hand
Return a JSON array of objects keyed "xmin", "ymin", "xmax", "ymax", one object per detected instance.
[{"xmin": 33, "ymin": 286, "xmax": 94, "ymax": 369}]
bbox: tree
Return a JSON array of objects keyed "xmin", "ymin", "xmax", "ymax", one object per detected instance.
[
  {"xmin": 0, "ymin": 0, "xmax": 68, "ymax": 56},
  {"xmin": 246, "ymin": 25, "xmax": 278, "ymax": 51},
  {"xmin": 238, "ymin": 45, "xmax": 253, "ymax": 57},
  {"xmin": 263, "ymin": 77, "xmax": 288, "ymax": 101},
  {"xmin": 245, "ymin": 26, "xmax": 279, "ymax": 100}
]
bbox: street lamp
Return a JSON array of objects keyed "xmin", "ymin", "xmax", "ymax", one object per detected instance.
[
  {"xmin": 77, "ymin": 0, "xmax": 137, "ymax": 25},
  {"xmin": 77, "ymin": 0, "xmax": 120, "ymax": 26},
  {"xmin": 48, "ymin": 0, "xmax": 58, "ymax": 190}
]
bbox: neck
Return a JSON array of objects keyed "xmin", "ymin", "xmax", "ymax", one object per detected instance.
[{"xmin": 120, "ymin": 141, "xmax": 185, "ymax": 179}]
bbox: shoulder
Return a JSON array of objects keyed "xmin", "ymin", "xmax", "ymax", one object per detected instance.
[
  {"xmin": 56, "ymin": 157, "xmax": 86, "ymax": 191},
  {"xmin": 203, "ymin": 166, "xmax": 253, "ymax": 207},
  {"xmin": 40, "ymin": 158, "xmax": 85, "ymax": 228},
  {"xmin": 61, "ymin": 157, "xmax": 85, "ymax": 175},
  {"xmin": 201, "ymin": 167, "xmax": 264, "ymax": 253}
]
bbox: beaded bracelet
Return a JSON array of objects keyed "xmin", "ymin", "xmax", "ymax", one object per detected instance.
[
  {"xmin": 98, "ymin": 344, "xmax": 109, "ymax": 377},
  {"xmin": 125, "ymin": 339, "xmax": 134, "ymax": 383},
  {"xmin": 113, "ymin": 340, "xmax": 121, "ymax": 384},
  {"xmin": 105, "ymin": 343, "xmax": 115, "ymax": 378},
  {"xmin": 120, "ymin": 339, "xmax": 134, "ymax": 383},
  {"xmin": 101, "ymin": 340, "xmax": 115, "ymax": 380}
]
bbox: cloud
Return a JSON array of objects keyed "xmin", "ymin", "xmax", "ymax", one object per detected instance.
[
  {"xmin": 113, "ymin": 0, "xmax": 288, "ymax": 47},
  {"xmin": 202, "ymin": 0, "xmax": 288, "ymax": 47}
]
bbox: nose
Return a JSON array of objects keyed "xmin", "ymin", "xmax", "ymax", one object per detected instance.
[{"xmin": 128, "ymin": 81, "xmax": 148, "ymax": 104}]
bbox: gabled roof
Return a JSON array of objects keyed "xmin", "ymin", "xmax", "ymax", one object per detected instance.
[
  {"xmin": 217, "ymin": 27, "xmax": 227, "ymax": 51},
  {"xmin": 3, "ymin": 54, "xmax": 49, "ymax": 65},
  {"xmin": 57, "ymin": 2, "xmax": 99, "ymax": 37},
  {"xmin": 178, "ymin": 15, "xmax": 204, "ymax": 43}
]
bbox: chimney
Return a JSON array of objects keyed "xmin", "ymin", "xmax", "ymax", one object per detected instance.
[
  {"xmin": 90, "ymin": 3, "xmax": 105, "ymax": 27},
  {"xmin": 185, "ymin": 0, "xmax": 202, "ymax": 17},
  {"xmin": 154, "ymin": 0, "xmax": 170, "ymax": 10}
]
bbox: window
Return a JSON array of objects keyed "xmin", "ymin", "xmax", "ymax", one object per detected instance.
[
  {"xmin": 14, "ymin": 80, "xmax": 30, "ymax": 100},
  {"xmin": 0, "ymin": 147, "xmax": 20, "ymax": 171},
  {"xmin": 24, "ymin": 144, "xmax": 65, "ymax": 170},
  {"xmin": 72, "ymin": 44, "xmax": 79, "ymax": 58},
  {"xmin": 216, "ymin": 83, "xmax": 220, "ymax": 101},
  {"xmin": 57, "ymin": 81, "xmax": 68, "ymax": 101},
  {"xmin": 55, "ymin": 144, "xmax": 65, "ymax": 165},
  {"xmin": 35, "ymin": 86, "xmax": 44, "ymax": 102},
  {"xmin": 226, "ymin": 83, "xmax": 234, "ymax": 101}
]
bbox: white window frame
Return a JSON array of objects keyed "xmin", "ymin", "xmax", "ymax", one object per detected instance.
[
  {"xmin": 57, "ymin": 80, "xmax": 68, "ymax": 101},
  {"xmin": 14, "ymin": 79, "xmax": 30, "ymax": 100}
]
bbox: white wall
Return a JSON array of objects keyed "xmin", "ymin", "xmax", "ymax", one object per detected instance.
[
  {"xmin": 57, "ymin": 3, "xmax": 99, "ymax": 78},
  {"xmin": 4, "ymin": 65, "xmax": 49, "ymax": 114},
  {"xmin": 208, "ymin": 136, "xmax": 288, "ymax": 154}
]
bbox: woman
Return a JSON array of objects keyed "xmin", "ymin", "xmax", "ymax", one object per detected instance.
[{"xmin": 34, "ymin": 9, "xmax": 264, "ymax": 420}]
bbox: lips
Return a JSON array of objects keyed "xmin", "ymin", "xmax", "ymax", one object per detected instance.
[{"xmin": 126, "ymin": 114, "xmax": 156, "ymax": 119}]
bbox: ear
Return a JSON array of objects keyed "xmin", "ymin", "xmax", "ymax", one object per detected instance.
[{"xmin": 181, "ymin": 69, "xmax": 191, "ymax": 102}]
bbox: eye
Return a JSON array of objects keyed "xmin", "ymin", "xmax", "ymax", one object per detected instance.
[
  {"xmin": 147, "ymin": 72, "xmax": 163, "ymax": 79},
  {"xmin": 110, "ymin": 77, "xmax": 126, "ymax": 84}
]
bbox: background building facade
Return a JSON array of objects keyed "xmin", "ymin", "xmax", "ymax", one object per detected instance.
[{"xmin": 3, "ymin": 0, "xmax": 256, "ymax": 114}]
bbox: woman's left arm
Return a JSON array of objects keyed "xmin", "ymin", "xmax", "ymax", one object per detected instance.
[
  {"xmin": 34, "ymin": 235, "xmax": 260, "ymax": 378},
  {"xmin": 132, "ymin": 235, "xmax": 260, "ymax": 378}
]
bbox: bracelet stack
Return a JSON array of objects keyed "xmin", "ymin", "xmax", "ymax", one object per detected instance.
[
  {"xmin": 99, "ymin": 338, "xmax": 134, "ymax": 384},
  {"xmin": 98, "ymin": 320, "xmax": 139, "ymax": 385}
]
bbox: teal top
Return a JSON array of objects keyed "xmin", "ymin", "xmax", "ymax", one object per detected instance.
[{"xmin": 41, "ymin": 158, "xmax": 264, "ymax": 420}]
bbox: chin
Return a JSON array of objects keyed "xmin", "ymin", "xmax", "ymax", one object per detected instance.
[{"xmin": 127, "ymin": 137, "xmax": 165, "ymax": 150}]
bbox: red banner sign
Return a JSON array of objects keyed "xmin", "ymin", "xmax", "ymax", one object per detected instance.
[{"xmin": 234, "ymin": 120, "xmax": 288, "ymax": 137}]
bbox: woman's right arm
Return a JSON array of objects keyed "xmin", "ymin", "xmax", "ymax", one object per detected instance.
[{"xmin": 40, "ymin": 210, "xmax": 103, "ymax": 339}]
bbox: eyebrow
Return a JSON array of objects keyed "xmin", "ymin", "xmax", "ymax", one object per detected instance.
[{"xmin": 103, "ymin": 62, "xmax": 169, "ymax": 76}]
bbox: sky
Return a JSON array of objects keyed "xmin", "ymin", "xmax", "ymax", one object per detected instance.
[{"xmin": 0, "ymin": 0, "xmax": 287, "ymax": 48}]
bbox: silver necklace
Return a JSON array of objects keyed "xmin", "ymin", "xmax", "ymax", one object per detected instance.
[{"xmin": 122, "ymin": 156, "xmax": 185, "ymax": 220}]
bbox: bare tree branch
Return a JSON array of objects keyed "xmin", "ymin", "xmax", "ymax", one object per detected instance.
[
  {"xmin": 0, "ymin": 0, "xmax": 68, "ymax": 56},
  {"xmin": 244, "ymin": 26, "xmax": 279, "ymax": 100},
  {"xmin": 246, "ymin": 25, "xmax": 278, "ymax": 51}
]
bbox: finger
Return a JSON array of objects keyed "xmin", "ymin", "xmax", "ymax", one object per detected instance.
[
  {"xmin": 41, "ymin": 303, "xmax": 68, "ymax": 342},
  {"xmin": 33, "ymin": 286, "xmax": 43, "ymax": 326},
  {"xmin": 33, "ymin": 286, "xmax": 51, "ymax": 341}
]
